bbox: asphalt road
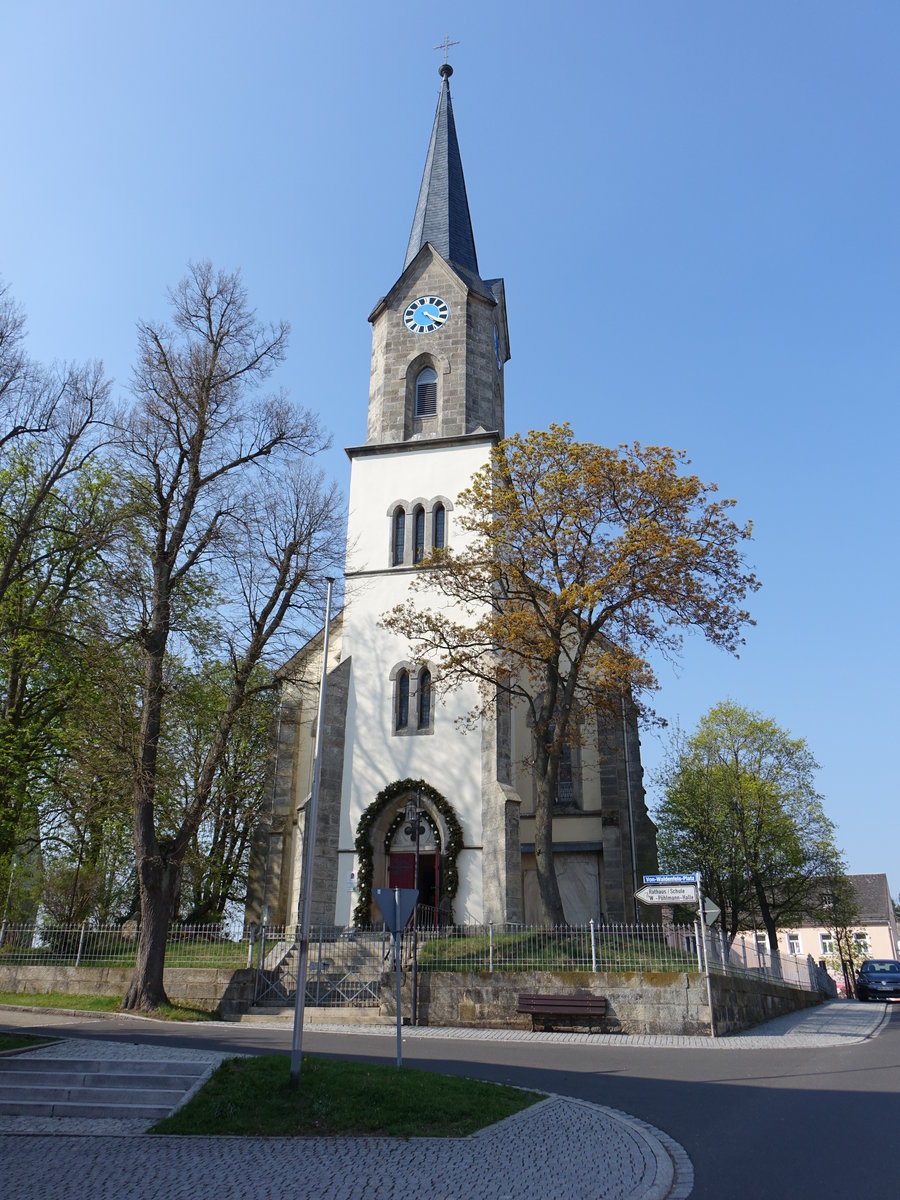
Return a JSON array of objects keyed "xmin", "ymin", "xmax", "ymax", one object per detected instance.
[{"xmin": 4, "ymin": 1006, "xmax": 898, "ymax": 1200}]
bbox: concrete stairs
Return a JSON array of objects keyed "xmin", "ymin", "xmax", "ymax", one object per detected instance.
[
  {"xmin": 0, "ymin": 1054, "xmax": 212, "ymax": 1120},
  {"xmin": 239, "ymin": 1005, "xmax": 391, "ymax": 1026}
]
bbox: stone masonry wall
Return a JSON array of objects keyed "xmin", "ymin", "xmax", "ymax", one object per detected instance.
[
  {"xmin": 0, "ymin": 965, "xmax": 256, "ymax": 1017},
  {"xmin": 382, "ymin": 969, "xmax": 824, "ymax": 1036}
]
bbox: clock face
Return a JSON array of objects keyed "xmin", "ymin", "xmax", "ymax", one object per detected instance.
[{"xmin": 403, "ymin": 295, "xmax": 449, "ymax": 334}]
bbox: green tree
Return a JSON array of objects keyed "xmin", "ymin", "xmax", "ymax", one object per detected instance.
[
  {"xmin": 0, "ymin": 280, "xmax": 115, "ymax": 898},
  {"xmin": 655, "ymin": 701, "xmax": 846, "ymax": 950},
  {"xmin": 384, "ymin": 424, "xmax": 758, "ymax": 924},
  {"xmin": 116, "ymin": 263, "xmax": 342, "ymax": 1010},
  {"xmin": 152, "ymin": 659, "xmax": 277, "ymax": 924}
]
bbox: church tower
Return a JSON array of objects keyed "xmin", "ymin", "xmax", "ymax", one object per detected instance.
[{"xmin": 247, "ymin": 63, "xmax": 656, "ymax": 932}]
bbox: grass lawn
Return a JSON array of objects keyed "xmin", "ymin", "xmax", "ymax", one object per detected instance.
[
  {"xmin": 0, "ymin": 992, "xmax": 218, "ymax": 1021},
  {"xmin": 153, "ymin": 1054, "xmax": 543, "ymax": 1137},
  {"xmin": 0, "ymin": 1032, "xmax": 53, "ymax": 1053}
]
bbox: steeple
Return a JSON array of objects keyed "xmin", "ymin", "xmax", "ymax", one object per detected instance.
[{"xmin": 404, "ymin": 63, "xmax": 479, "ymax": 277}]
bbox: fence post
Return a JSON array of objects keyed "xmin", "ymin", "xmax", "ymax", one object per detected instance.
[
  {"xmin": 247, "ymin": 925, "xmax": 255, "ymax": 970},
  {"xmin": 315, "ymin": 925, "xmax": 323, "ymax": 1006},
  {"xmin": 75, "ymin": 922, "xmax": 86, "ymax": 968},
  {"xmin": 489, "ymin": 920, "xmax": 494, "ymax": 974},
  {"xmin": 590, "ymin": 918, "xmax": 597, "ymax": 972}
]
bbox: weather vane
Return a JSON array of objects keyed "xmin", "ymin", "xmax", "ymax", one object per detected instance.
[{"xmin": 434, "ymin": 35, "xmax": 460, "ymax": 66}]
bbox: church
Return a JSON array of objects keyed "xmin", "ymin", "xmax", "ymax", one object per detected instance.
[{"xmin": 246, "ymin": 63, "xmax": 658, "ymax": 931}]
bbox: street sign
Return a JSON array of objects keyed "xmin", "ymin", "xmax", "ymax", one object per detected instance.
[
  {"xmin": 643, "ymin": 873, "xmax": 697, "ymax": 885},
  {"xmin": 700, "ymin": 897, "xmax": 721, "ymax": 926},
  {"xmin": 373, "ymin": 887, "xmax": 418, "ymax": 934},
  {"xmin": 635, "ymin": 883, "xmax": 699, "ymax": 905}
]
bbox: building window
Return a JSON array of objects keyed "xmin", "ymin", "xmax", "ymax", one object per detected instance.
[
  {"xmin": 415, "ymin": 367, "xmax": 437, "ymax": 417},
  {"xmin": 820, "ymin": 932, "xmax": 834, "ymax": 956},
  {"xmin": 433, "ymin": 503, "xmax": 445, "ymax": 550},
  {"xmin": 787, "ymin": 933, "xmax": 801, "ymax": 956},
  {"xmin": 755, "ymin": 933, "xmax": 768, "ymax": 958},
  {"xmin": 393, "ymin": 508, "xmax": 405, "ymax": 566},
  {"xmin": 853, "ymin": 931, "xmax": 871, "ymax": 954},
  {"xmin": 391, "ymin": 661, "xmax": 435, "ymax": 737},
  {"xmin": 418, "ymin": 668, "xmax": 432, "ymax": 729},
  {"xmin": 545, "ymin": 714, "xmax": 575, "ymax": 806},
  {"xmin": 396, "ymin": 671, "xmax": 409, "ymax": 730},
  {"xmin": 414, "ymin": 506, "xmax": 425, "ymax": 564}
]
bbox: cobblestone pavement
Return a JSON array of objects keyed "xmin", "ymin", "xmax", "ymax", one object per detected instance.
[
  {"xmin": 0, "ymin": 1094, "xmax": 694, "ymax": 1200},
  {"xmin": 243, "ymin": 998, "xmax": 889, "ymax": 1048},
  {"xmin": 0, "ymin": 1002, "xmax": 888, "ymax": 1199}
]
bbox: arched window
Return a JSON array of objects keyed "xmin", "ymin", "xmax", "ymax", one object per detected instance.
[
  {"xmin": 392, "ymin": 508, "xmax": 405, "ymax": 566},
  {"xmin": 417, "ymin": 668, "xmax": 432, "ymax": 729},
  {"xmin": 415, "ymin": 367, "xmax": 438, "ymax": 417},
  {"xmin": 414, "ymin": 506, "xmax": 425, "ymax": 563},
  {"xmin": 396, "ymin": 671, "xmax": 409, "ymax": 730},
  {"xmin": 432, "ymin": 503, "xmax": 446, "ymax": 551},
  {"xmin": 546, "ymin": 714, "xmax": 575, "ymax": 805}
]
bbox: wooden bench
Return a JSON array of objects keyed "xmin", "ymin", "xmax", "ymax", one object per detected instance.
[{"xmin": 516, "ymin": 992, "xmax": 608, "ymax": 1033}]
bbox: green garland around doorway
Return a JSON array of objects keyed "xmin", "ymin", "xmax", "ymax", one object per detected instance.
[{"xmin": 352, "ymin": 778, "xmax": 464, "ymax": 927}]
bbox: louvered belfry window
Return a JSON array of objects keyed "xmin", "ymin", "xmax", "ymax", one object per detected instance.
[{"xmin": 415, "ymin": 367, "xmax": 438, "ymax": 417}]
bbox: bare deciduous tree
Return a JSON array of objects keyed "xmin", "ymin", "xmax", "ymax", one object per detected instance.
[{"xmin": 118, "ymin": 263, "xmax": 342, "ymax": 1010}]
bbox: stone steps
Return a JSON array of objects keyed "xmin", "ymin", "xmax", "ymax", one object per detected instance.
[
  {"xmin": 239, "ymin": 1005, "xmax": 391, "ymax": 1025},
  {"xmin": 0, "ymin": 1055, "xmax": 212, "ymax": 1120}
]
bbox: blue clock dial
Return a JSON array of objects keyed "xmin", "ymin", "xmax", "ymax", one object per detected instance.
[{"xmin": 403, "ymin": 295, "xmax": 449, "ymax": 334}]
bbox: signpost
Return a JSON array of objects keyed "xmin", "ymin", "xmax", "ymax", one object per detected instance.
[
  {"xmin": 635, "ymin": 870, "xmax": 721, "ymax": 1040},
  {"xmin": 373, "ymin": 887, "xmax": 418, "ymax": 1066},
  {"xmin": 642, "ymin": 873, "xmax": 697, "ymax": 885},
  {"xmin": 634, "ymin": 883, "xmax": 699, "ymax": 905}
]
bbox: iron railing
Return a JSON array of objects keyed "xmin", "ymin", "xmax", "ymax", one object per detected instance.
[
  {"xmin": 0, "ymin": 919, "xmax": 250, "ymax": 969},
  {"xmin": 0, "ymin": 918, "xmax": 833, "ymax": 999}
]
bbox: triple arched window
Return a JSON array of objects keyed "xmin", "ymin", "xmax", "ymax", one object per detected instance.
[{"xmin": 387, "ymin": 499, "xmax": 450, "ymax": 567}]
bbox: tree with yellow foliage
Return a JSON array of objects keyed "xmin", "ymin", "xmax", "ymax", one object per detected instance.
[{"xmin": 383, "ymin": 423, "xmax": 759, "ymax": 925}]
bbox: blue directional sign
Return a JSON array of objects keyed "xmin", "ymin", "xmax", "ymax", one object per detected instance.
[{"xmin": 643, "ymin": 873, "xmax": 697, "ymax": 885}]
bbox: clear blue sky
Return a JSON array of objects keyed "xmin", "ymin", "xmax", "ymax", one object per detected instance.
[{"xmin": 3, "ymin": 2, "xmax": 897, "ymax": 889}]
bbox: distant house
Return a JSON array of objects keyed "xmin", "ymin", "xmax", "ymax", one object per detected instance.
[{"xmin": 746, "ymin": 874, "xmax": 898, "ymax": 995}]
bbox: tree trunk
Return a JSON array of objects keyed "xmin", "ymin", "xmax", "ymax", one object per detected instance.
[
  {"xmin": 533, "ymin": 772, "xmax": 566, "ymax": 926},
  {"xmin": 753, "ymin": 874, "xmax": 782, "ymax": 979},
  {"xmin": 122, "ymin": 854, "xmax": 179, "ymax": 1011}
]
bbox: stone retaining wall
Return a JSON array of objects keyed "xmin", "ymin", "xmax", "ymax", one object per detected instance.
[
  {"xmin": 1, "ymin": 962, "xmax": 824, "ymax": 1032},
  {"xmin": 384, "ymin": 969, "xmax": 824, "ymax": 1035},
  {"xmin": 0, "ymin": 964, "xmax": 256, "ymax": 1016}
]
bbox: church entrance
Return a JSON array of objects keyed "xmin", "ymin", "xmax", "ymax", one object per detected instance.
[
  {"xmin": 388, "ymin": 807, "xmax": 439, "ymax": 918},
  {"xmin": 388, "ymin": 851, "xmax": 438, "ymax": 909}
]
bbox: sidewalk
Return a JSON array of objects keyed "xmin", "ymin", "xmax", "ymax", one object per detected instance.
[
  {"xmin": 0, "ymin": 1001, "xmax": 889, "ymax": 1200},
  {"xmin": 243, "ymin": 997, "xmax": 890, "ymax": 1049}
]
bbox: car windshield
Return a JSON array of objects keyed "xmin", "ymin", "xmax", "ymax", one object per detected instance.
[{"xmin": 862, "ymin": 961, "xmax": 900, "ymax": 974}]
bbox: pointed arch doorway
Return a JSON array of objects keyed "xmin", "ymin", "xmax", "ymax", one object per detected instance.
[
  {"xmin": 388, "ymin": 809, "xmax": 439, "ymax": 913},
  {"xmin": 352, "ymin": 778, "xmax": 464, "ymax": 927}
]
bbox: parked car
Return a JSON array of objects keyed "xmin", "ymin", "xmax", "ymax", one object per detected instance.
[{"xmin": 856, "ymin": 959, "xmax": 900, "ymax": 1001}]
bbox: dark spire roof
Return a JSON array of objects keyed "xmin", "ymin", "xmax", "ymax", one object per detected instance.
[{"xmin": 404, "ymin": 63, "xmax": 479, "ymax": 277}]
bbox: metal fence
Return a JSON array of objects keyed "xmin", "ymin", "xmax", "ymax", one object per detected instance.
[
  {"xmin": 0, "ymin": 917, "xmax": 833, "ymax": 1000},
  {"xmin": 708, "ymin": 930, "xmax": 837, "ymax": 995},
  {"xmin": 0, "ymin": 920, "xmax": 251, "ymax": 969}
]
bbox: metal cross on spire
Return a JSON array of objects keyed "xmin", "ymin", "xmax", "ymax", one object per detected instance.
[{"xmin": 434, "ymin": 34, "xmax": 460, "ymax": 68}]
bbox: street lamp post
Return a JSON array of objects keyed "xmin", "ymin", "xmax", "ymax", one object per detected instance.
[{"xmin": 404, "ymin": 790, "xmax": 426, "ymax": 1026}]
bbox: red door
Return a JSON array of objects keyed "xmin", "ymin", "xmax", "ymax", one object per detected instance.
[{"xmin": 388, "ymin": 853, "xmax": 415, "ymax": 889}]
